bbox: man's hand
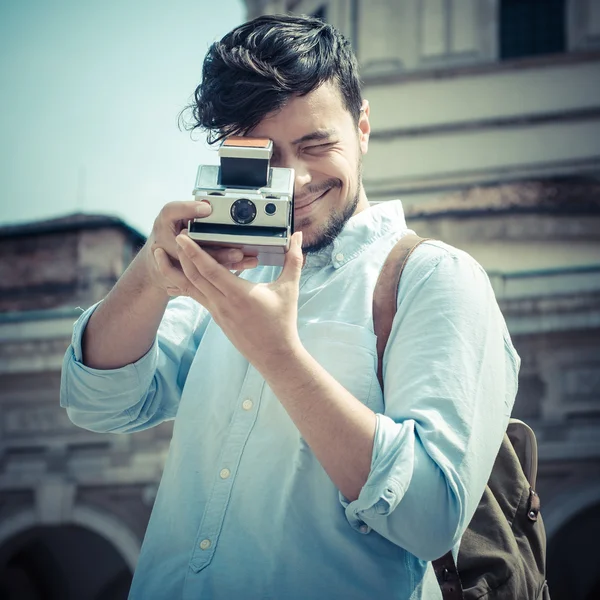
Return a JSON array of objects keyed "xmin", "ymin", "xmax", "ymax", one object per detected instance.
[
  {"xmin": 142, "ymin": 201, "xmax": 259, "ymax": 297},
  {"xmin": 153, "ymin": 229, "xmax": 304, "ymax": 373}
]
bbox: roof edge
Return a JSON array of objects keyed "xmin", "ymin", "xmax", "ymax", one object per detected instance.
[{"xmin": 0, "ymin": 213, "xmax": 147, "ymax": 243}]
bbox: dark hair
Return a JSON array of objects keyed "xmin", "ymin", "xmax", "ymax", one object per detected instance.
[{"xmin": 181, "ymin": 14, "xmax": 362, "ymax": 143}]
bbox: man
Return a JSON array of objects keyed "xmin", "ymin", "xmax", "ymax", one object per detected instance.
[{"xmin": 60, "ymin": 14, "xmax": 520, "ymax": 600}]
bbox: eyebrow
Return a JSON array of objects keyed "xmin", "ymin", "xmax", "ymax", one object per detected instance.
[{"xmin": 291, "ymin": 129, "xmax": 337, "ymax": 145}]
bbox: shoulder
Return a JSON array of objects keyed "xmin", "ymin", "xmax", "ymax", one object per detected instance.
[
  {"xmin": 398, "ymin": 239, "xmax": 491, "ymax": 301},
  {"xmin": 395, "ymin": 239, "xmax": 510, "ymax": 345},
  {"xmin": 392, "ymin": 237, "xmax": 520, "ymax": 362}
]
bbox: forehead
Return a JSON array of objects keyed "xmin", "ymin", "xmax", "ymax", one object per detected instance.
[{"xmin": 249, "ymin": 82, "xmax": 352, "ymax": 141}]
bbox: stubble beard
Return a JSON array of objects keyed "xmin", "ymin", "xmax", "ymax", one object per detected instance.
[{"xmin": 300, "ymin": 159, "xmax": 364, "ymax": 255}]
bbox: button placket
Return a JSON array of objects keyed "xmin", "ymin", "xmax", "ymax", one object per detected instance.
[{"xmin": 189, "ymin": 368, "xmax": 265, "ymax": 573}]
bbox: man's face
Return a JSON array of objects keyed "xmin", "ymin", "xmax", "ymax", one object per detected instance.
[{"xmin": 248, "ymin": 82, "xmax": 371, "ymax": 253}]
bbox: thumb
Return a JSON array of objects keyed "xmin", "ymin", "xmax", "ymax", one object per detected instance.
[{"xmin": 279, "ymin": 231, "xmax": 303, "ymax": 284}]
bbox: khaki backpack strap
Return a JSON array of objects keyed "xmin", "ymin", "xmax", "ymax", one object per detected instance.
[
  {"xmin": 373, "ymin": 234, "xmax": 465, "ymax": 600},
  {"xmin": 372, "ymin": 234, "xmax": 430, "ymax": 390}
]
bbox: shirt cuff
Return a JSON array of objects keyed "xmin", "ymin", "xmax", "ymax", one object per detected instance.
[
  {"xmin": 339, "ymin": 413, "xmax": 415, "ymax": 534},
  {"xmin": 60, "ymin": 302, "xmax": 159, "ymax": 411},
  {"xmin": 70, "ymin": 302, "xmax": 99, "ymax": 363}
]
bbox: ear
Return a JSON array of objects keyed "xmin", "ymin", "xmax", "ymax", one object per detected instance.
[{"xmin": 358, "ymin": 99, "xmax": 371, "ymax": 155}]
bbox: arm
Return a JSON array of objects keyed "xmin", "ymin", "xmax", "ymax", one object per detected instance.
[
  {"xmin": 61, "ymin": 295, "xmax": 210, "ymax": 433},
  {"xmin": 258, "ymin": 244, "xmax": 518, "ymax": 554},
  {"xmin": 155, "ymin": 231, "xmax": 376, "ymax": 497},
  {"xmin": 259, "ymin": 344, "xmax": 377, "ymax": 502},
  {"xmin": 61, "ymin": 200, "xmax": 258, "ymax": 432},
  {"xmin": 81, "ymin": 246, "xmax": 170, "ymax": 369},
  {"xmin": 159, "ymin": 234, "xmax": 519, "ymax": 560},
  {"xmin": 337, "ymin": 244, "xmax": 520, "ymax": 559},
  {"xmin": 83, "ymin": 200, "xmax": 257, "ymax": 369}
]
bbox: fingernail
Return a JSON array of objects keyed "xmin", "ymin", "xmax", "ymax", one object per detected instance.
[
  {"xmin": 196, "ymin": 201, "xmax": 210, "ymax": 215},
  {"xmin": 296, "ymin": 231, "xmax": 303, "ymax": 248},
  {"xmin": 229, "ymin": 249, "xmax": 243, "ymax": 262}
]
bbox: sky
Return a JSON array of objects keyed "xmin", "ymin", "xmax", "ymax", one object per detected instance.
[{"xmin": 0, "ymin": 0, "xmax": 246, "ymax": 236}]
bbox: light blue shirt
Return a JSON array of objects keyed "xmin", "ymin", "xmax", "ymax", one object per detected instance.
[{"xmin": 60, "ymin": 200, "xmax": 520, "ymax": 600}]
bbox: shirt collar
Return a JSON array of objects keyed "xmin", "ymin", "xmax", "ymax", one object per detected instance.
[{"xmin": 303, "ymin": 200, "xmax": 409, "ymax": 270}]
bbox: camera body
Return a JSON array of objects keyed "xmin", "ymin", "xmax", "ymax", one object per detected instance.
[{"xmin": 188, "ymin": 137, "xmax": 294, "ymax": 267}]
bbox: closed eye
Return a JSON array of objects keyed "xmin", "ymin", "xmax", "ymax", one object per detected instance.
[{"xmin": 304, "ymin": 142, "xmax": 336, "ymax": 153}]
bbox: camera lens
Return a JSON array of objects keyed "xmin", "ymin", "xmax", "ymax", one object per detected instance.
[
  {"xmin": 265, "ymin": 203, "xmax": 277, "ymax": 215},
  {"xmin": 230, "ymin": 199, "xmax": 257, "ymax": 225}
]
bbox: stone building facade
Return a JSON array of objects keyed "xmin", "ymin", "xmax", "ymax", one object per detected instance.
[
  {"xmin": 1, "ymin": 1, "xmax": 600, "ymax": 598},
  {"xmin": 0, "ymin": 216, "xmax": 169, "ymax": 599},
  {"xmin": 243, "ymin": 1, "xmax": 600, "ymax": 598}
]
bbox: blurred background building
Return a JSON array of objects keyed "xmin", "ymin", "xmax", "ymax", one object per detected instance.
[{"xmin": 1, "ymin": 0, "xmax": 599, "ymax": 598}]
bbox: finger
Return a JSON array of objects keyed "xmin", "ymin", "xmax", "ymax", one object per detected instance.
[
  {"xmin": 160, "ymin": 200, "xmax": 212, "ymax": 224},
  {"xmin": 177, "ymin": 242, "xmax": 224, "ymax": 300},
  {"xmin": 177, "ymin": 231, "xmax": 258, "ymax": 270},
  {"xmin": 278, "ymin": 231, "xmax": 303, "ymax": 285},
  {"xmin": 230, "ymin": 256, "xmax": 259, "ymax": 271},
  {"xmin": 153, "ymin": 247, "xmax": 209, "ymax": 304},
  {"xmin": 154, "ymin": 202, "xmax": 212, "ymax": 258},
  {"xmin": 202, "ymin": 248, "xmax": 259, "ymax": 270},
  {"xmin": 176, "ymin": 234, "xmax": 240, "ymax": 294},
  {"xmin": 153, "ymin": 247, "xmax": 183, "ymax": 286},
  {"xmin": 203, "ymin": 246, "xmax": 245, "ymax": 266},
  {"xmin": 150, "ymin": 208, "xmax": 200, "ymax": 261}
]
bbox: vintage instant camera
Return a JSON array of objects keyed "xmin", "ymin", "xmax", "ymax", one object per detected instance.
[{"xmin": 188, "ymin": 137, "xmax": 294, "ymax": 267}]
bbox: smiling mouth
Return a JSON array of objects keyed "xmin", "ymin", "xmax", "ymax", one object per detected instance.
[{"xmin": 295, "ymin": 188, "xmax": 331, "ymax": 211}]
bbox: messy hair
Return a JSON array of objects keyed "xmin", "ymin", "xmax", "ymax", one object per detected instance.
[{"xmin": 180, "ymin": 14, "xmax": 362, "ymax": 143}]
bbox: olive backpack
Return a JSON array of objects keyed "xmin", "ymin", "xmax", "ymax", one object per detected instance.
[{"xmin": 372, "ymin": 234, "xmax": 551, "ymax": 600}]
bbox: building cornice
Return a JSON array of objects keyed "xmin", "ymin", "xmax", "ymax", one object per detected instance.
[
  {"xmin": 362, "ymin": 50, "xmax": 600, "ymax": 87},
  {"xmin": 369, "ymin": 107, "xmax": 600, "ymax": 142},
  {"xmin": 365, "ymin": 157, "xmax": 600, "ymax": 200}
]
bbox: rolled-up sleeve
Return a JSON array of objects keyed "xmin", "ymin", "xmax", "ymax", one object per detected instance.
[
  {"xmin": 60, "ymin": 296, "xmax": 210, "ymax": 434},
  {"xmin": 340, "ymin": 242, "xmax": 520, "ymax": 561}
]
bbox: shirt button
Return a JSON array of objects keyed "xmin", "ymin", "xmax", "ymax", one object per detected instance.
[
  {"xmin": 359, "ymin": 524, "xmax": 369, "ymax": 534},
  {"xmin": 219, "ymin": 468, "xmax": 231, "ymax": 479},
  {"xmin": 242, "ymin": 399, "xmax": 254, "ymax": 411},
  {"xmin": 199, "ymin": 539, "xmax": 211, "ymax": 550},
  {"xmin": 335, "ymin": 252, "xmax": 344, "ymax": 262}
]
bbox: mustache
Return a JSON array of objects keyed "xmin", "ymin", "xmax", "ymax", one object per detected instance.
[{"xmin": 295, "ymin": 178, "xmax": 341, "ymax": 202}]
